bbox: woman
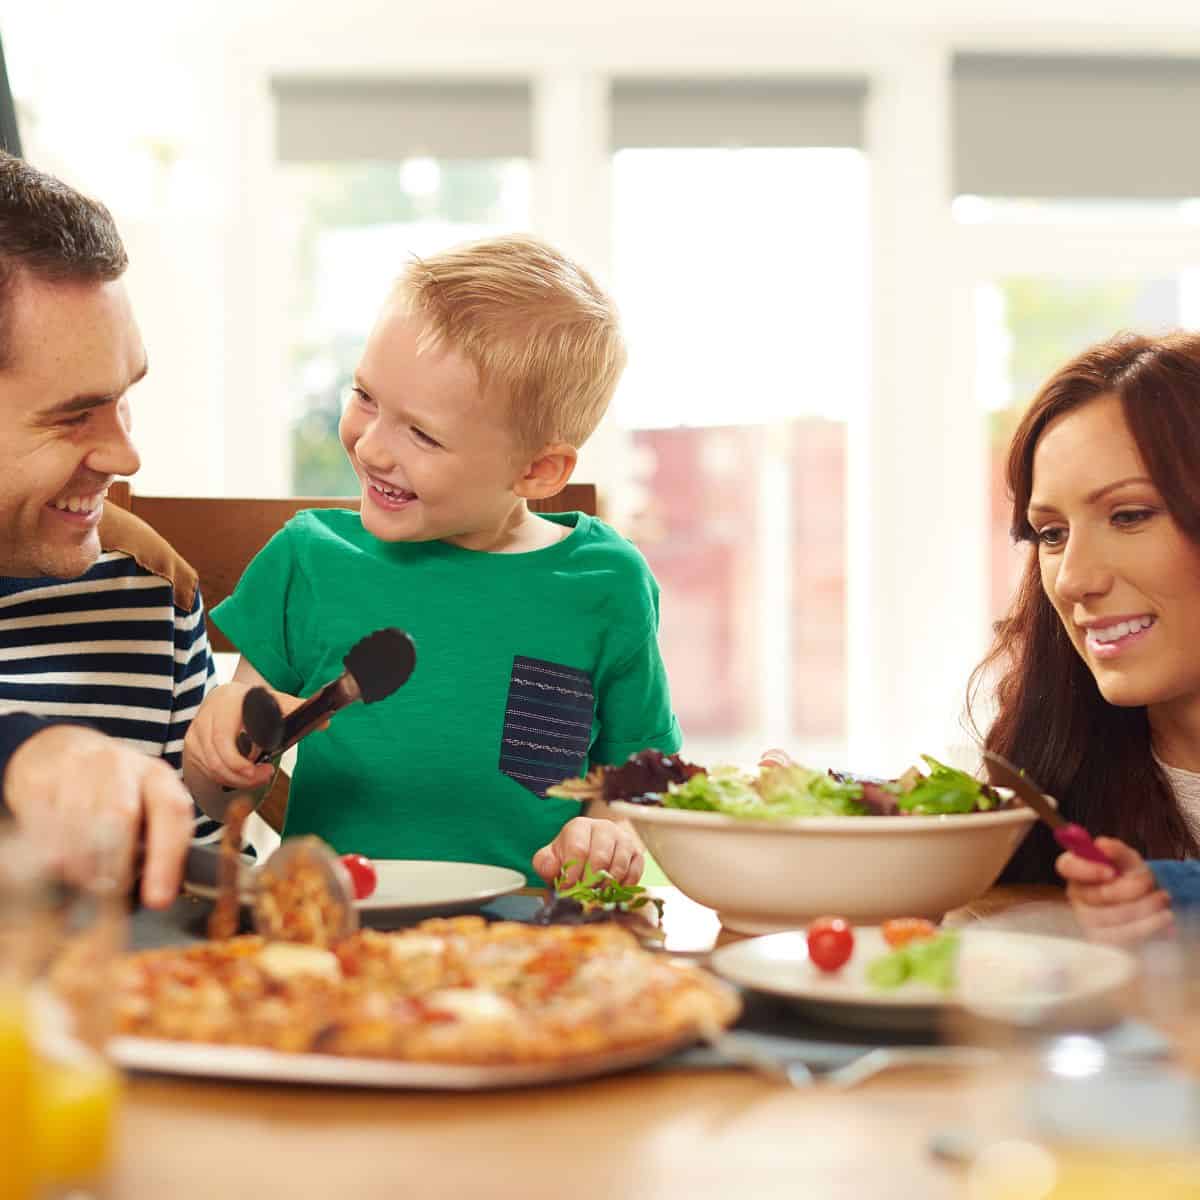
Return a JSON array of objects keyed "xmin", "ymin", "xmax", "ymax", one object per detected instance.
[{"xmin": 971, "ymin": 331, "xmax": 1200, "ymax": 939}]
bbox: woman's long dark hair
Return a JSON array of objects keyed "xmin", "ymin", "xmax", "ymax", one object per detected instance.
[{"xmin": 970, "ymin": 331, "xmax": 1200, "ymax": 883}]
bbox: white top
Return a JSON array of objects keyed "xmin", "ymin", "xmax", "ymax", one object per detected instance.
[{"xmin": 1156, "ymin": 758, "xmax": 1200, "ymax": 844}]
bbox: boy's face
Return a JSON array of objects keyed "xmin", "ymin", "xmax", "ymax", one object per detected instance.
[{"xmin": 340, "ymin": 303, "xmax": 529, "ymax": 548}]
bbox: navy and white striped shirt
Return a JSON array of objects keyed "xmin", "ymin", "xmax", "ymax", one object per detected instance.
[{"xmin": 0, "ymin": 504, "xmax": 224, "ymax": 847}]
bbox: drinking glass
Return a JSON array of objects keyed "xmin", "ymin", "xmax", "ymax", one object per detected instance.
[
  {"xmin": 0, "ymin": 820, "xmax": 126, "ymax": 1200},
  {"xmin": 941, "ymin": 918, "xmax": 1200, "ymax": 1199}
]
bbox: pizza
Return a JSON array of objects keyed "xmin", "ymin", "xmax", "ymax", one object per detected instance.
[
  {"xmin": 252, "ymin": 836, "xmax": 358, "ymax": 948},
  {"xmin": 111, "ymin": 916, "xmax": 740, "ymax": 1065}
]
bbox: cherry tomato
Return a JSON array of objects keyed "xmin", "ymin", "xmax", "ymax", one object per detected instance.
[
  {"xmin": 881, "ymin": 917, "xmax": 937, "ymax": 948},
  {"xmin": 806, "ymin": 916, "xmax": 854, "ymax": 972},
  {"xmin": 339, "ymin": 853, "xmax": 377, "ymax": 900}
]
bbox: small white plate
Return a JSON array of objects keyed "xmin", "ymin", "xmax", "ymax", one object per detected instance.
[
  {"xmin": 710, "ymin": 926, "xmax": 1137, "ymax": 1032},
  {"xmin": 183, "ymin": 859, "xmax": 526, "ymax": 922},
  {"xmin": 111, "ymin": 1032, "xmax": 694, "ymax": 1090}
]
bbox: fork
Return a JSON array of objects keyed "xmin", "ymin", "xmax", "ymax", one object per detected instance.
[{"xmin": 702, "ymin": 1030, "xmax": 999, "ymax": 1088}]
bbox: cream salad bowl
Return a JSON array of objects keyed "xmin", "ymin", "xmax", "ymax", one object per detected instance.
[{"xmin": 613, "ymin": 800, "xmax": 1037, "ymax": 934}]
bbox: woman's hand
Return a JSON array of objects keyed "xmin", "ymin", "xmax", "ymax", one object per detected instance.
[
  {"xmin": 1057, "ymin": 836, "xmax": 1174, "ymax": 944},
  {"xmin": 532, "ymin": 816, "xmax": 644, "ymax": 886}
]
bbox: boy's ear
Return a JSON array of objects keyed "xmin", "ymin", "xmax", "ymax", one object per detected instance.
[{"xmin": 513, "ymin": 442, "xmax": 578, "ymax": 501}]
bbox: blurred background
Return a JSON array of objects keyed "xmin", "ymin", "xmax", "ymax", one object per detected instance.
[{"xmin": 5, "ymin": 0, "xmax": 1200, "ymax": 774}]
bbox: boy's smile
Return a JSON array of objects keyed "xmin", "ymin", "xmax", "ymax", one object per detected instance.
[
  {"xmin": 363, "ymin": 471, "xmax": 418, "ymax": 512},
  {"xmin": 340, "ymin": 302, "xmax": 559, "ymax": 553}
]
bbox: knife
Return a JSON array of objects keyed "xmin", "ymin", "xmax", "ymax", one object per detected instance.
[{"xmin": 983, "ymin": 750, "xmax": 1115, "ymax": 869}]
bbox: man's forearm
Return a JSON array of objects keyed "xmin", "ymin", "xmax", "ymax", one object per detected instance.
[{"xmin": 0, "ymin": 713, "xmax": 67, "ymax": 812}]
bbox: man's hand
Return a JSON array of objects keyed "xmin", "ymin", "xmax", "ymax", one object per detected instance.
[
  {"xmin": 5, "ymin": 724, "xmax": 194, "ymax": 909},
  {"xmin": 1057, "ymin": 836, "xmax": 1174, "ymax": 945},
  {"xmin": 532, "ymin": 816, "xmax": 644, "ymax": 887}
]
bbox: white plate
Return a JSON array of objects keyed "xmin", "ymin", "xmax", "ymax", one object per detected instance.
[
  {"xmin": 183, "ymin": 859, "xmax": 526, "ymax": 921},
  {"xmin": 111, "ymin": 1032, "xmax": 694, "ymax": 1090},
  {"xmin": 710, "ymin": 927, "xmax": 1137, "ymax": 1032}
]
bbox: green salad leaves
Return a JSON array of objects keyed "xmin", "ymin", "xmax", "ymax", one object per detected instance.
[
  {"xmin": 896, "ymin": 756, "xmax": 1004, "ymax": 815},
  {"xmin": 651, "ymin": 755, "xmax": 1003, "ymax": 820},
  {"xmin": 866, "ymin": 930, "xmax": 961, "ymax": 992},
  {"xmin": 551, "ymin": 862, "xmax": 661, "ymax": 916},
  {"xmin": 663, "ymin": 764, "xmax": 868, "ymax": 818}
]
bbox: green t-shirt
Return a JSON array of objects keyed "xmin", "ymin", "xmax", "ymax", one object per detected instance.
[{"xmin": 210, "ymin": 509, "xmax": 680, "ymax": 884}]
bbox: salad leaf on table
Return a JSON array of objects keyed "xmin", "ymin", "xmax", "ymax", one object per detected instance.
[
  {"xmin": 533, "ymin": 861, "xmax": 665, "ymax": 929},
  {"xmin": 553, "ymin": 861, "xmax": 660, "ymax": 914}
]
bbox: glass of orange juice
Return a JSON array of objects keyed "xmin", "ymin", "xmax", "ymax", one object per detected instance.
[
  {"xmin": 0, "ymin": 984, "xmax": 35, "ymax": 1200},
  {"xmin": 0, "ymin": 819, "xmax": 127, "ymax": 1200},
  {"xmin": 1, "ymin": 824, "xmax": 43, "ymax": 1200},
  {"xmin": 940, "ymin": 917, "xmax": 1200, "ymax": 1199}
]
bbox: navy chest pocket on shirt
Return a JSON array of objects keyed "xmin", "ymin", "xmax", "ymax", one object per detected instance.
[{"xmin": 499, "ymin": 656, "xmax": 594, "ymax": 797}]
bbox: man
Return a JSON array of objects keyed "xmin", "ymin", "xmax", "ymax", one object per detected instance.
[{"xmin": 0, "ymin": 151, "xmax": 215, "ymax": 907}]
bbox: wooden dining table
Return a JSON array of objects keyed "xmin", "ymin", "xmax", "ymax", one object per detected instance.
[{"xmin": 109, "ymin": 884, "xmax": 1198, "ymax": 1200}]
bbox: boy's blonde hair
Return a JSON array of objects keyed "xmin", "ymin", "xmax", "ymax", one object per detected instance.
[{"xmin": 395, "ymin": 234, "xmax": 626, "ymax": 450}]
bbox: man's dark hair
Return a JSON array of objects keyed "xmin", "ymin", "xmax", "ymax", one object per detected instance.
[{"xmin": 0, "ymin": 151, "xmax": 127, "ymax": 368}]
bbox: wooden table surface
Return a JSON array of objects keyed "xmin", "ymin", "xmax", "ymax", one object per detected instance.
[{"xmin": 109, "ymin": 885, "xmax": 1194, "ymax": 1200}]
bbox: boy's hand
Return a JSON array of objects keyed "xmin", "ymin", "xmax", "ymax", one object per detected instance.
[
  {"xmin": 184, "ymin": 681, "xmax": 291, "ymax": 792},
  {"xmin": 1057, "ymin": 836, "xmax": 1174, "ymax": 945},
  {"xmin": 532, "ymin": 817, "xmax": 644, "ymax": 887}
]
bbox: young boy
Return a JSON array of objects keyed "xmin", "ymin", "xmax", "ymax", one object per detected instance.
[
  {"xmin": 1058, "ymin": 839, "xmax": 1194, "ymax": 944},
  {"xmin": 184, "ymin": 235, "xmax": 680, "ymax": 886}
]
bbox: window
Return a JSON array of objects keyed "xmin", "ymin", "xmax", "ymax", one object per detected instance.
[
  {"xmin": 953, "ymin": 54, "xmax": 1200, "ymax": 627},
  {"xmin": 271, "ymin": 78, "xmax": 533, "ymax": 495},
  {"xmin": 279, "ymin": 159, "xmax": 530, "ymax": 494},
  {"xmin": 953, "ymin": 55, "xmax": 1200, "ymax": 202},
  {"xmin": 978, "ymin": 273, "xmax": 1197, "ymax": 618},
  {"xmin": 612, "ymin": 147, "xmax": 867, "ymax": 764}
]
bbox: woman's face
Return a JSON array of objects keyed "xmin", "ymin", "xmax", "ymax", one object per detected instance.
[{"xmin": 1030, "ymin": 392, "xmax": 1200, "ymax": 717}]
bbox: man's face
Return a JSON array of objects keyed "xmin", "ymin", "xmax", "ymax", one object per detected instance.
[{"xmin": 0, "ymin": 273, "xmax": 145, "ymax": 578}]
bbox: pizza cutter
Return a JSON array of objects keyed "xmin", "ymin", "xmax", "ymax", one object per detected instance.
[{"xmin": 251, "ymin": 836, "xmax": 359, "ymax": 947}]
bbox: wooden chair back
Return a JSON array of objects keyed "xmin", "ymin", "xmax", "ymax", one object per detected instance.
[{"xmin": 106, "ymin": 482, "xmax": 598, "ymax": 654}]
